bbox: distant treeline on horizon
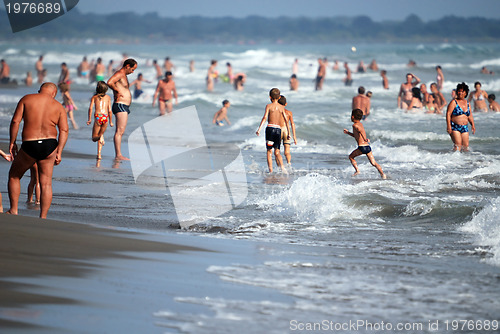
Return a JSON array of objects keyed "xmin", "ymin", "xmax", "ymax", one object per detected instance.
[{"xmin": 1, "ymin": 8, "xmax": 499, "ymax": 43}]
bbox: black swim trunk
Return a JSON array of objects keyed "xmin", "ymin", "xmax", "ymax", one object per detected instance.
[
  {"xmin": 265, "ymin": 126, "xmax": 281, "ymax": 150},
  {"xmin": 21, "ymin": 138, "xmax": 58, "ymax": 160},
  {"xmin": 112, "ymin": 103, "xmax": 130, "ymax": 114},
  {"xmin": 358, "ymin": 145, "xmax": 372, "ymax": 155}
]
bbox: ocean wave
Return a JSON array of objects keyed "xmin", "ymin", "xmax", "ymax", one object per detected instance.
[
  {"xmin": 371, "ymin": 130, "xmax": 449, "ymax": 142},
  {"xmin": 470, "ymin": 57, "xmax": 500, "ymax": 69},
  {"xmin": 460, "ymin": 197, "xmax": 500, "ymax": 267},
  {"xmin": 252, "ymin": 173, "xmax": 383, "ymax": 224}
]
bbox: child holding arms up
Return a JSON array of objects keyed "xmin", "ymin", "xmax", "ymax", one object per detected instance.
[
  {"xmin": 256, "ymin": 88, "xmax": 290, "ymax": 173},
  {"xmin": 59, "ymin": 82, "xmax": 79, "ymax": 129},
  {"xmin": 343, "ymin": 109, "xmax": 386, "ymax": 179},
  {"xmin": 87, "ymin": 81, "xmax": 113, "ymax": 160},
  {"xmin": 213, "ymin": 100, "xmax": 231, "ymax": 126}
]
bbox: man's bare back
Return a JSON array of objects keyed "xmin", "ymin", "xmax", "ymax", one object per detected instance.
[
  {"xmin": 7, "ymin": 83, "xmax": 68, "ymax": 218},
  {"xmin": 352, "ymin": 94, "xmax": 370, "ymax": 116},
  {"xmin": 12, "ymin": 83, "xmax": 67, "ymax": 143}
]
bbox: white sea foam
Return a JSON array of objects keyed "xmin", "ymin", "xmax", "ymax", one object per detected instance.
[
  {"xmin": 460, "ymin": 197, "xmax": 500, "ymax": 267},
  {"xmin": 371, "ymin": 130, "xmax": 450, "ymax": 142},
  {"xmin": 470, "ymin": 57, "xmax": 500, "ymax": 69},
  {"xmin": 228, "ymin": 116, "xmax": 261, "ymax": 131},
  {"xmin": 252, "ymin": 173, "xmax": 382, "ymax": 224}
]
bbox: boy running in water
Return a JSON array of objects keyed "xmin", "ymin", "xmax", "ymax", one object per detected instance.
[{"xmin": 343, "ymin": 109, "xmax": 386, "ymax": 179}]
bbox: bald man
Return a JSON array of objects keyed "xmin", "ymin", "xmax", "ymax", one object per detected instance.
[{"xmin": 7, "ymin": 82, "xmax": 68, "ymax": 218}]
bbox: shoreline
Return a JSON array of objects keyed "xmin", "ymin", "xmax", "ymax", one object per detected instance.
[{"xmin": 0, "ymin": 213, "xmax": 209, "ymax": 331}]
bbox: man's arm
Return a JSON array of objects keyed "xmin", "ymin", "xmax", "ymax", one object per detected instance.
[
  {"xmin": 9, "ymin": 99, "xmax": 25, "ymax": 156},
  {"xmin": 107, "ymin": 97, "xmax": 114, "ymax": 127},
  {"xmin": 107, "ymin": 71, "xmax": 123, "ymax": 99}
]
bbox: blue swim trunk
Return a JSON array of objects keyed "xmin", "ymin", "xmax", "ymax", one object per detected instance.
[
  {"xmin": 112, "ymin": 103, "xmax": 130, "ymax": 115},
  {"xmin": 358, "ymin": 145, "xmax": 372, "ymax": 154},
  {"xmin": 450, "ymin": 121, "xmax": 468, "ymax": 133},
  {"xmin": 265, "ymin": 126, "xmax": 281, "ymax": 150}
]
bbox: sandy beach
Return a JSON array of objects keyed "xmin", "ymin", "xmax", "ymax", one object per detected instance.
[
  {"xmin": 0, "ymin": 214, "xmax": 289, "ymax": 333},
  {"xmin": 0, "ymin": 214, "xmax": 200, "ymax": 331}
]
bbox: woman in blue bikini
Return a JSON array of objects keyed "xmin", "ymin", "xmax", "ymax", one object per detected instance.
[{"xmin": 446, "ymin": 82, "xmax": 476, "ymax": 152}]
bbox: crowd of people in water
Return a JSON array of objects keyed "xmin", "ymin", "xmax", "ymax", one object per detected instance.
[{"xmin": 0, "ymin": 52, "xmax": 499, "ymax": 217}]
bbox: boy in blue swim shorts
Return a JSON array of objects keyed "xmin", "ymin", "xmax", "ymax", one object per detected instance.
[
  {"xmin": 256, "ymin": 88, "xmax": 290, "ymax": 173},
  {"xmin": 343, "ymin": 109, "xmax": 386, "ymax": 179}
]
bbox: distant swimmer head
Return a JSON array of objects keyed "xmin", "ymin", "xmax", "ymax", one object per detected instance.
[
  {"xmin": 358, "ymin": 86, "xmax": 365, "ymax": 94},
  {"xmin": 488, "ymin": 94, "xmax": 495, "ymax": 101},
  {"xmin": 222, "ymin": 99, "xmax": 230, "ymax": 106}
]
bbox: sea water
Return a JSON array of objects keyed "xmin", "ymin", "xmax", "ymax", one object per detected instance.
[{"xmin": 1, "ymin": 41, "xmax": 500, "ymax": 333}]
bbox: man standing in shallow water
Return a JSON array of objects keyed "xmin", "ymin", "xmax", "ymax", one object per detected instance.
[
  {"xmin": 107, "ymin": 58, "xmax": 137, "ymax": 161},
  {"xmin": 7, "ymin": 82, "xmax": 68, "ymax": 218}
]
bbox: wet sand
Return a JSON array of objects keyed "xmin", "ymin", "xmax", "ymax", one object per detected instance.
[{"xmin": 0, "ymin": 214, "xmax": 208, "ymax": 331}]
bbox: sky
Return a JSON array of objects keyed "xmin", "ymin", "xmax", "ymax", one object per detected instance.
[{"xmin": 76, "ymin": 0, "xmax": 500, "ymax": 21}]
